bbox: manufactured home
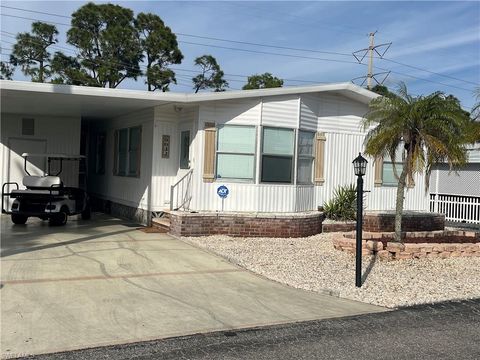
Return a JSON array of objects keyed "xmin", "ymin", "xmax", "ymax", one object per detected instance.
[
  {"xmin": 1, "ymin": 80, "xmax": 431, "ymax": 234},
  {"xmin": 429, "ymin": 146, "xmax": 480, "ymax": 224}
]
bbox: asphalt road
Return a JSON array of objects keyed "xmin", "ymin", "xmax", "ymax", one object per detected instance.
[{"xmin": 26, "ymin": 299, "xmax": 480, "ymax": 360}]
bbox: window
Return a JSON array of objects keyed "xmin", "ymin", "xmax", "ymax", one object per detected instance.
[
  {"xmin": 261, "ymin": 127, "xmax": 295, "ymax": 183},
  {"xmin": 114, "ymin": 126, "xmax": 141, "ymax": 177},
  {"xmin": 382, "ymin": 162, "xmax": 403, "ymax": 186},
  {"xmin": 297, "ymin": 131, "xmax": 315, "ymax": 184},
  {"xmin": 180, "ymin": 131, "xmax": 190, "ymax": 169},
  {"xmin": 216, "ymin": 125, "xmax": 256, "ymax": 180},
  {"xmin": 95, "ymin": 133, "xmax": 106, "ymax": 174},
  {"xmin": 129, "ymin": 127, "xmax": 141, "ymax": 176}
]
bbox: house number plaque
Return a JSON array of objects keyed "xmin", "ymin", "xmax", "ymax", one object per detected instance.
[{"xmin": 162, "ymin": 135, "xmax": 170, "ymax": 158}]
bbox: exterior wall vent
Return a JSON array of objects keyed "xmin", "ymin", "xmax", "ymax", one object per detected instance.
[{"xmin": 22, "ymin": 118, "xmax": 35, "ymax": 136}]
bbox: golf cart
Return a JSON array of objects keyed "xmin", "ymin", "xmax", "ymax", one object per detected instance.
[{"xmin": 2, "ymin": 153, "xmax": 90, "ymax": 226}]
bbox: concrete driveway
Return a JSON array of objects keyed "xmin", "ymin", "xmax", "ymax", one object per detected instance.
[{"xmin": 1, "ymin": 214, "xmax": 385, "ymax": 358}]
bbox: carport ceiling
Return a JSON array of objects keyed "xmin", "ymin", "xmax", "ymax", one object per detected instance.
[{"xmin": 1, "ymin": 82, "xmax": 185, "ymax": 118}]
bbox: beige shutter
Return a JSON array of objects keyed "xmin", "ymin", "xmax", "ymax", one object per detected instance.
[
  {"xmin": 374, "ymin": 157, "xmax": 383, "ymax": 186},
  {"xmin": 203, "ymin": 122, "xmax": 216, "ymax": 183},
  {"xmin": 314, "ymin": 132, "xmax": 326, "ymax": 185},
  {"xmin": 113, "ymin": 130, "xmax": 118, "ymax": 175}
]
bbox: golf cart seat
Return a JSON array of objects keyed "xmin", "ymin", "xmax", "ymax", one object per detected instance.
[
  {"xmin": 10, "ymin": 176, "xmax": 64, "ymax": 197},
  {"xmin": 23, "ymin": 175, "xmax": 63, "ymax": 189}
]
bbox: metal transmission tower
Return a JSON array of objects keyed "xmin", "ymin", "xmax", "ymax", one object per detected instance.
[{"xmin": 352, "ymin": 31, "xmax": 392, "ymax": 89}]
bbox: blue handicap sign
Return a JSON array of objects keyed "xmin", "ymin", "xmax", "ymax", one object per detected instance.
[{"xmin": 217, "ymin": 185, "xmax": 229, "ymax": 199}]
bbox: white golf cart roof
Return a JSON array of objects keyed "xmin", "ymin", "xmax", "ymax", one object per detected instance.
[{"xmin": 22, "ymin": 153, "xmax": 86, "ymax": 160}]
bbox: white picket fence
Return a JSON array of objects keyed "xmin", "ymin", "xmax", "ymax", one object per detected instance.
[{"xmin": 430, "ymin": 193, "xmax": 480, "ymax": 224}]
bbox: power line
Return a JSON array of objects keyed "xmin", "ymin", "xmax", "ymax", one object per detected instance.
[
  {"xmin": 1, "ymin": 9, "xmax": 478, "ymax": 92},
  {"xmin": 178, "ymin": 40, "xmax": 360, "ymax": 64},
  {"xmin": 2, "ymin": 8, "xmax": 478, "ymax": 87},
  {"xmin": 1, "ymin": 31, "xmax": 77, "ymax": 54},
  {"xmin": 1, "ymin": 13, "xmax": 70, "ymax": 27},
  {"xmin": 380, "ymin": 67, "xmax": 474, "ymax": 92},
  {"xmin": 1, "ymin": 5, "xmax": 71, "ymax": 19},
  {"xmin": 0, "ymin": 32, "xmax": 330, "ymax": 85},
  {"xmin": 0, "ymin": 13, "xmax": 359, "ymax": 65},
  {"xmin": 0, "ymin": 5, "xmax": 353, "ymax": 57},
  {"xmin": 175, "ymin": 33, "xmax": 352, "ymax": 57},
  {"xmin": 378, "ymin": 57, "xmax": 479, "ymax": 86}
]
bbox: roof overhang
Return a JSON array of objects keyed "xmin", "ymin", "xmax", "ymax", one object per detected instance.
[
  {"xmin": 0, "ymin": 81, "xmax": 184, "ymax": 118},
  {"xmin": 185, "ymin": 82, "xmax": 379, "ymax": 104},
  {"xmin": 1, "ymin": 80, "xmax": 378, "ymax": 118}
]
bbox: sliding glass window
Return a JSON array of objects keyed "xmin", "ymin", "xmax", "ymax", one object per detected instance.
[
  {"xmin": 216, "ymin": 125, "xmax": 256, "ymax": 181},
  {"xmin": 261, "ymin": 127, "xmax": 295, "ymax": 183},
  {"xmin": 297, "ymin": 130, "xmax": 315, "ymax": 184}
]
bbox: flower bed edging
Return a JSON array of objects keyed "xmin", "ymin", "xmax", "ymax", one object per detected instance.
[
  {"xmin": 322, "ymin": 220, "xmax": 356, "ymax": 233},
  {"xmin": 333, "ymin": 231, "xmax": 480, "ymax": 260}
]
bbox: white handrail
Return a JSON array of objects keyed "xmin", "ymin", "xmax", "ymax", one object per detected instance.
[{"xmin": 170, "ymin": 169, "xmax": 193, "ymax": 211}]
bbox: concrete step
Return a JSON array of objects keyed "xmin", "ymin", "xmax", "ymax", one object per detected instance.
[{"xmin": 152, "ymin": 217, "xmax": 170, "ymax": 231}]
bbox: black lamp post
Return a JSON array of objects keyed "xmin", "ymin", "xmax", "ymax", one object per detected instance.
[{"xmin": 353, "ymin": 153, "xmax": 368, "ymax": 288}]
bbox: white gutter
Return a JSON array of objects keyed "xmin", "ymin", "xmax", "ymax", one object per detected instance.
[{"xmin": 1, "ymin": 80, "xmax": 379, "ymax": 104}]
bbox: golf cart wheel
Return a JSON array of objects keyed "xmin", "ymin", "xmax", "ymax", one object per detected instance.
[
  {"xmin": 11, "ymin": 214, "xmax": 28, "ymax": 225},
  {"xmin": 81, "ymin": 203, "xmax": 91, "ymax": 220},
  {"xmin": 49, "ymin": 206, "xmax": 68, "ymax": 226}
]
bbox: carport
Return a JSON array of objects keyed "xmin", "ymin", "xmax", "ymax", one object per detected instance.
[
  {"xmin": 1, "ymin": 81, "xmax": 180, "ymax": 219},
  {"xmin": 0, "ymin": 215, "xmax": 384, "ymax": 357}
]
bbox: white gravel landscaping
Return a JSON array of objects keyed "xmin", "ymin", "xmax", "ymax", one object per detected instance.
[{"xmin": 182, "ymin": 233, "xmax": 480, "ymax": 308}]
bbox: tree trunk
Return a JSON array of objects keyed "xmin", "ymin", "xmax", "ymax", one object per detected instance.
[
  {"xmin": 394, "ymin": 166, "xmax": 408, "ymax": 242},
  {"xmin": 39, "ymin": 61, "xmax": 44, "ymax": 83}
]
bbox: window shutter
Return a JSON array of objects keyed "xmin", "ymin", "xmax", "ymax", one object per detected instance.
[
  {"xmin": 314, "ymin": 132, "xmax": 326, "ymax": 185},
  {"xmin": 374, "ymin": 157, "xmax": 383, "ymax": 186},
  {"xmin": 113, "ymin": 130, "xmax": 118, "ymax": 175},
  {"xmin": 203, "ymin": 122, "xmax": 216, "ymax": 183}
]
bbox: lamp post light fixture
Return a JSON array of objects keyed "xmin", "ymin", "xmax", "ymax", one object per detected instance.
[{"xmin": 352, "ymin": 153, "xmax": 368, "ymax": 287}]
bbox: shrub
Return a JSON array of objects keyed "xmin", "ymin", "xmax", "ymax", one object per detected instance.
[{"xmin": 323, "ymin": 184, "xmax": 357, "ymax": 221}]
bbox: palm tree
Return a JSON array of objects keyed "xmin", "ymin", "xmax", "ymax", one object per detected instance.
[
  {"xmin": 363, "ymin": 83, "xmax": 471, "ymax": 242},
  {"xmin": 472, "ymin": 87, "xmax": 480, "ymax": 121}
]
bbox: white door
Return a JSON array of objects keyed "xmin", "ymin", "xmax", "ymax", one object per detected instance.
[{"xmin": 6, "ymin": 138, "xmax": 47, "ymax": 209}]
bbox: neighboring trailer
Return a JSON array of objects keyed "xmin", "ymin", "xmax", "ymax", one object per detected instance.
[{"xmin": 429, "ymin": 147, "xmax": 480, "ymax": 224}]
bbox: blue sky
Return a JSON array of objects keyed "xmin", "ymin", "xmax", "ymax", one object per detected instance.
[{"xmin": 1, "ymin": 1, "xmax": 479, "ymax": 109}]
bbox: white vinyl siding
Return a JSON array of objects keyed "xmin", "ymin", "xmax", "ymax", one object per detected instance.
[
  {"xmin": 199, "ymin": 99, "xmax": 261, "ymax": 126},
  {"xmin": 261, "ymin": 96, "xmax": 299, "ymax": 128},
  {"xmin": 300, "ymin": 95, "xmax": 318, "ymax": 131},
  {"xmin": 317, "ymin": 93, "xmax": 368, "ymax": 133}
]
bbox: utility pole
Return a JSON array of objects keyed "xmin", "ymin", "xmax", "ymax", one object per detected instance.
[
  {"xmin": 367, "ymin": 32, "xmax": 376, "ymax": 89},
  {"xmin": 352, "ymin": 32, "xmax": 392, "ymax": 89}
]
